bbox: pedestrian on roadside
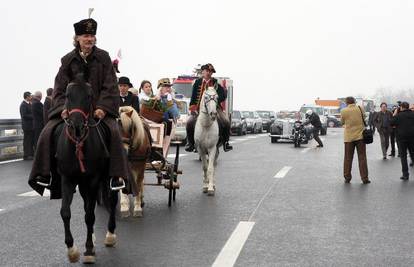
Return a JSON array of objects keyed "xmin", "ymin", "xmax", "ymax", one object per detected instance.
[
  {"xmin": 368, "ymin": 109, "xmax": 377, "ymax": 134},
  {"xmin": 374, "ymin": 102, "xmax": 393, "ymax": 159},
  {"xmin": 390, "ymin": 104, "xmax": 401, "ymax": 157},
  {"xmin": 43, "ymin": 88, "xmax": 53, "ymax": 124},
  {"xmin": 340, "ymin": 96, "xmax": 370, "ymax": 184},
  {"xmin": 19, "ymin": 91, "xmax": 34, "ymax": 160},
  {"xmin": 391, "ymin": 102, "xmax": 414, "ymax": 180},
  {"xmin": 31, "ymin": 91, "xmax": 44, "ymax": 150}
]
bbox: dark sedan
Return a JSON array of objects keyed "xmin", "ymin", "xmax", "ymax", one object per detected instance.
[
  {"xmin": 231, "ymin": 110, "xmax": 247, "ymax": 136},
  {"xmin": 256, "ymin": 110, "xmax": 276, "ymax": 132}
]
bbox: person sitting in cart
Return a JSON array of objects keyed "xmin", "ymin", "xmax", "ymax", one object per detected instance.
[
  {"xmin": 139, "ymin": 80, "xmax": 158, "ymax": 105},
  {"xmin": 157, "ymin": 78, "xmax": 180, "ymax": 122},
  {"xmin": 185, "ymin": 63, "xmax": 233, "ymax": 152},
  {"xmin": 118, "ymin": 76, "xmax": 140, "ymax": 113}
]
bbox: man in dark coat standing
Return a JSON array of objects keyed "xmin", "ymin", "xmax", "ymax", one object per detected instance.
[
  {"xmin": 43, "ymin": 88, "xmax": 53, "ymax": 124},
  {"xmin": 118, "ymin": 76, "xmax": 139, "ymax": 113},
  {"xmin": 31, "ymin": 91, "xmax": 44, "ymax": 150},
  {"xmin": 29, "ymin": 18, "xmax": 128, "ymax": 197},
  {"xmin": 20, "ymin": 92, "xmax": 34, "ymax": 160},
  {"xmin": 374, "ymin": 102, "xmax": 393, "ymax": 159},
  {"xmin": 391, "ymin": 102, "xmax": 414, "ymax": 180}
]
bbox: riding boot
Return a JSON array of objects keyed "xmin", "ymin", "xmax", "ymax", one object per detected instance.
[
  {"xmin": 217, "ymin": 111, "xmax": 233, "ymax": 152},
  {"xmin": 185, "ymin": 115, "xmax": 197, "ymax": 152}
]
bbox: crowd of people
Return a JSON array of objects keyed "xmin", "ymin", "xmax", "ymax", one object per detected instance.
[
  {"xmin": 19, "ymin": 89, "xmax": 53, "ymax": 160},
  {"xmin": 341, "ymin": 97, "xmax": 414, "ymax": 183}
]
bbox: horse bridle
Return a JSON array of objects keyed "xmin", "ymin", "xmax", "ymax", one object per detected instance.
[
  {"xmin": 202, "ymin": 92, "xmax": 218, "ymax": 115},
  {"xmin": 63, "ymin": 108, "xmax": 102, "ymax": 173}
]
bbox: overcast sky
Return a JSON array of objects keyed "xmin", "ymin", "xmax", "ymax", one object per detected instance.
[{"xmin": 2, "ymin": 0, "xmax": 414, "ymax": 118}]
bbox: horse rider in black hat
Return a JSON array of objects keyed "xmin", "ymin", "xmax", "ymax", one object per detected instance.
[
  {"xmin": 118, "ymin": 76, "xmax": 140, "ymax": 113},
  {"xmin": 185, "ymin": 63, "xmax": 233, "ymax": 152},
  {"xmin": 29, "ymin": 17, "xmax": 128, "ymax": 196}
]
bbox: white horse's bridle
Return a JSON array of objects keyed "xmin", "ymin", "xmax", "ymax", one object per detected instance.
[{"xmin": 202, "ymin": 91, "xmax": 219, "ymax": 120}]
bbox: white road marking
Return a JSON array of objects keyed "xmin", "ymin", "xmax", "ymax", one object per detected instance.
[
  {"xmin": 212, "ymin": 221, "xmax": 255, "ymax": 267},
  {"xmin": 0, "ymin": 209, "xmax": 4, "ymax": 212},
  {"xmin": 0, "ymin": 158, "xmax": 23, "ymax": 165},
  {"xmin": 274, "ymin": 166, "xmax": 292, "ymax": 178},
  {"xmin": 18, "ymin": 190, "xmax": 50, "ymax": 197},
  {"xmin": 234, "ymin": 138, "xmax": 248, "ymax": 142},
  {"xmin": 301, "ymin": 147, "xmax": 312, "ymax": 154},
  {"xmin": 246, "ymin": 136, "xmax": 258, "ymax": 139},
  {"xmin": 167, "ymin": 153, "xmax": 187, "ymax": 158}
]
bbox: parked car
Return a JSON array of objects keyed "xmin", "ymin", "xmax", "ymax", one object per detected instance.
[
  {"xmin": 256, "ymin": 110, "xmax": 276, "ymax": 132},
  {"xmin": 270, "ymin": 115, "xmax": 314, "ymax": 143},
  {"xmin": 298, "ymin": 104, "xmax": 328, "ymax": 135},
  {"xmin": 241, "ymin": 111, "xmax": 263, "ymax": 133},
  {"xmin": 327, "ymin": 115, "xmax": 341, "ymax": 128},
  {"xmin": 231, "ymin": 110, "xmax": 247, "ymax": 136}
]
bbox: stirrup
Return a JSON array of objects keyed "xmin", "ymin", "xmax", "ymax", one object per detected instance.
[
  {"xmin": 36, "ymin": 177, "xmax": 52, "ymax": 187},
  {"xmin": 110, "ymin": 178, "xmax": 126, "ymax": 191}
]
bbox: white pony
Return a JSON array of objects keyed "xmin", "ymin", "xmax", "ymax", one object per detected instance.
[{"xmin": 194, "ymin": 86, "xmax": 220, "ymax": 196}]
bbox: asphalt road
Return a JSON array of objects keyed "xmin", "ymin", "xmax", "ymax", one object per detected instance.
[{"xmin": 1, "ymin": 128, "xmax": 414, "ymax": 267}]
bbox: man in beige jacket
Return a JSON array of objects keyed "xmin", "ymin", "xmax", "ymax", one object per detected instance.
[{"xmin": 340, "ymin": 97, "xmax": 371, "ymax": 184}]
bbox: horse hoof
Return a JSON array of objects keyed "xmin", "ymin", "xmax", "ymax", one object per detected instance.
[
  {"xmin": 120, "ymin": 209, "xmax": 130, "ymax": 218},
  {"xmin": 203, "ymin": 187, "xmax": 208, "ymax": 193},
  {"xmin": 207, "ymin": 189, "xmax": 215, "ymax": 196},
  {"xmin": 104, "ymin": 232, "xmax": 117, "ymax": 247},
  {"xmin": 133, "ymin": 210, "xmax": 143, "ymax": 217},
  {"xmin": 83, "ymin": 255, "xmax": 96, "ymax": 264},
  {"xmin": 67, "ymin": 246, "xmax": 80, "ymax": 263}
]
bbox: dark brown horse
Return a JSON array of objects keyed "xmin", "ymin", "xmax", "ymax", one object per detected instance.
[{"xmin": 56, "ymin": 75, "xmax": 118, "ymax": 264}]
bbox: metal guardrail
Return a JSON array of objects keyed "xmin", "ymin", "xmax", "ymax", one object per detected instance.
[{"xmin": 0, "ymin": 119, "xmax": 24, "ymax": 161}]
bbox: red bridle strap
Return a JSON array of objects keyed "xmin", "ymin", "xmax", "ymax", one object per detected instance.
[{"xmin": 68, "ymin": 108, "xmax": 89, "ymax": 120}]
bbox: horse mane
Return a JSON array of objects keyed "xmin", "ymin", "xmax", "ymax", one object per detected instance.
[{"xmin": 119, "ymin": 106, "xmax": 145, "ymax": 150}]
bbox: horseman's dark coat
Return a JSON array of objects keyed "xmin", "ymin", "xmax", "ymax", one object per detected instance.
[
  {"xmin": 189, "ymin": 78, "xmax": 226, "ymax": 112},
  {"xmin": 29, "ymin": 46, "xmax": 128, "ymax": 199}
]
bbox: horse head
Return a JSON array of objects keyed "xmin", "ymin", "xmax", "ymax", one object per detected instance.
[
  {"xmin": 202, "ymin": 87, "xmax": 219, "ymax": 121},
  {"xmin": 119, "ymin": 106, "xmax": 145, "ymax": 151},
  {"xmin": 65, "ymin": 74, "xmax": 93, "ymax": 139}
]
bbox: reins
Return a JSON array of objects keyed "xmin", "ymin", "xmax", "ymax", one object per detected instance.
[{"xmin": 63, "ymin": 108, "xmax": 102, "ymax": 173}]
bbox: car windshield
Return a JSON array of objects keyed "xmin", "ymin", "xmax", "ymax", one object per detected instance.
[
  {"xmin": 242, "ymin": 111, "xmax": 254, "ymax": 118},
  {"xmin": 299, "ymin": 106, "xmax": 324, "ymax": 116},
  {"xmin": 232, "ymin": 111, "xmax": 241, "ymax": 119},
  {"xmin": 172, "ymin": 83, "xmax": 193, "ymax": 98},
  {"xmin": 257, "ymin": 111, "xmax": 270, "ymax": 118},
  {"xmin": 278, "ymin": 112, "xmax": 297, "ymax": 120}
]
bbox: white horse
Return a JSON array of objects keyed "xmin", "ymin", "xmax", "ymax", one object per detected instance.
[{"xmin": 194, "ymin": 86, "xmax": 220, "ymax": 196}]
